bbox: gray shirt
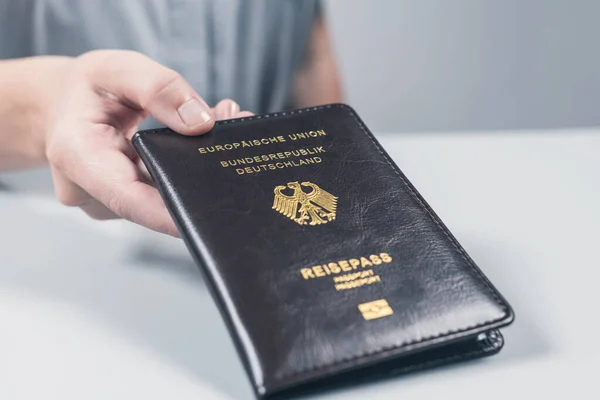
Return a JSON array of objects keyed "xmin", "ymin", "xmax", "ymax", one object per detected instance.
[{"xmin": 0, "ymin": 0, "xmax": 320, "ymax": 121}]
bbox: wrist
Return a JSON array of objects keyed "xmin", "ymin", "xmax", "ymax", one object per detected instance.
[
  {"xmin": 27, "ymin": 56, "xmax": 73, "ymax": 165},
  {"xmin": 0, "ymin": 56, "xmax": 72, "ymax": 169}
]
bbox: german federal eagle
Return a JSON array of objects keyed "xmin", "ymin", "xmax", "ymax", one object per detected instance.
[{"xmin": 272, "ymin": 182, "xmax": 338, "ymax": 226}]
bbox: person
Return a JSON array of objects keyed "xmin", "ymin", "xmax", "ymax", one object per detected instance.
[{"xmin": 0, "ymin": 0, "xmax": 343, "ymax": 237}]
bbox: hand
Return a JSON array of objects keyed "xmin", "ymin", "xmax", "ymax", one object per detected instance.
[{"xmin": 44, "ymin": 50, "xmax": 252, "ymax": 236}]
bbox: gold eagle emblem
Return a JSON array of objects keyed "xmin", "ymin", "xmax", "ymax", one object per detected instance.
[{"xmin": 272, "ymin": 181, "xmax": 338, "ymax": 225}]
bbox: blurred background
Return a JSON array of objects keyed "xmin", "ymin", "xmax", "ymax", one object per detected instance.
[
  {"xmin": 325, "ymin": 0, "xmax": 600, "ymax": 133},
  {"xmin": 2, "ymin": 0, "xmax": 599, "ymax": 190},
  {"xmin": 4, "ymin": 0, "xmax": 600, "ymax": 135}
]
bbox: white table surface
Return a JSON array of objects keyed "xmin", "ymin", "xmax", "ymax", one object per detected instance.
[{"xmin": 1, "ymin": 128, "xmax": 599, "ymax": 399}]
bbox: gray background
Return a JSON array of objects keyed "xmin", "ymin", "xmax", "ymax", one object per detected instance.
[{"xmin": 325, "ymin": 0, "xmax": 600, "ymax": 133}]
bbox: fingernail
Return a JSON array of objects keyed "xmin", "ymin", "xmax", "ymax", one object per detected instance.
[
  {"xmin": 230, "ymin": 101, "xmax": 240, "ymax": 117},
  {"xmin": 178, "ymin": 98, "xmax": 213, "ymax": 127}
]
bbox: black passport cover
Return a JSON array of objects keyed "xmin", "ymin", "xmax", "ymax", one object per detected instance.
[{"xmin": 132, "ymin": 104, "xmax": 514, "ymax": 399}]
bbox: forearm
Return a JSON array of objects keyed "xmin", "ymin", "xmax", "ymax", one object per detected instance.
[
  {"xmin": 0, "ymin": 56, "xmax": 71, "ymax": 170},
  {"xmin": 291, "ymin": 17, "xmax": 344, "ymax": 108}
]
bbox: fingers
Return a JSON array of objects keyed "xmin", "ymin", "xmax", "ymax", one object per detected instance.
[
  {"xmin": 49, "ymin": 130, "xmax": 179, "ymax": 236},
  {"xmin": 79, "ymin": 50, "xmax": 214, "ymax": 136},
  {"xmin": 214, "ymin": 99, "xmax": 240, "ymax": 120},
  {"xmin": 80, "ymin": 199, "xmax": 120, "ymax": 220},
  {"xmin": 234, "ymin": 111, "xmax": 254, "ymax": 118},
  {"xmin": 75, "ymin": 149, "xmax": 179, "ymax": 236},
  {"xmin": 213, "ymin": 99, "xmax": 255, "ymax": 120},
  {"xmin": 51, "ymin": 165, "xmax": 120, "ymax": 220}
]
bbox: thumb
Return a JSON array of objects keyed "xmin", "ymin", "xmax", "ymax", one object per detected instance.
[{"xmin": 80, "ymin": 50, "xmax": 215, "ymax": 135}]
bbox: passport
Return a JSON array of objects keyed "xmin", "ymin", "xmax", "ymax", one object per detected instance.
[{"xmin": 132, "ymin": 104, "xmax": 514, "ymax": 399}]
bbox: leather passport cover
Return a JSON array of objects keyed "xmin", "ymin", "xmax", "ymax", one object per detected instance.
[{"xmin": 132, "ymin": 104, "xmax": 514, "ymax": 399}]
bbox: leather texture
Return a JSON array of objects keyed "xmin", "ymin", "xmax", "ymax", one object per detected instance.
[{"xmin": 133, "ymin": 104, "xmax": 514, "ymax": 399}]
